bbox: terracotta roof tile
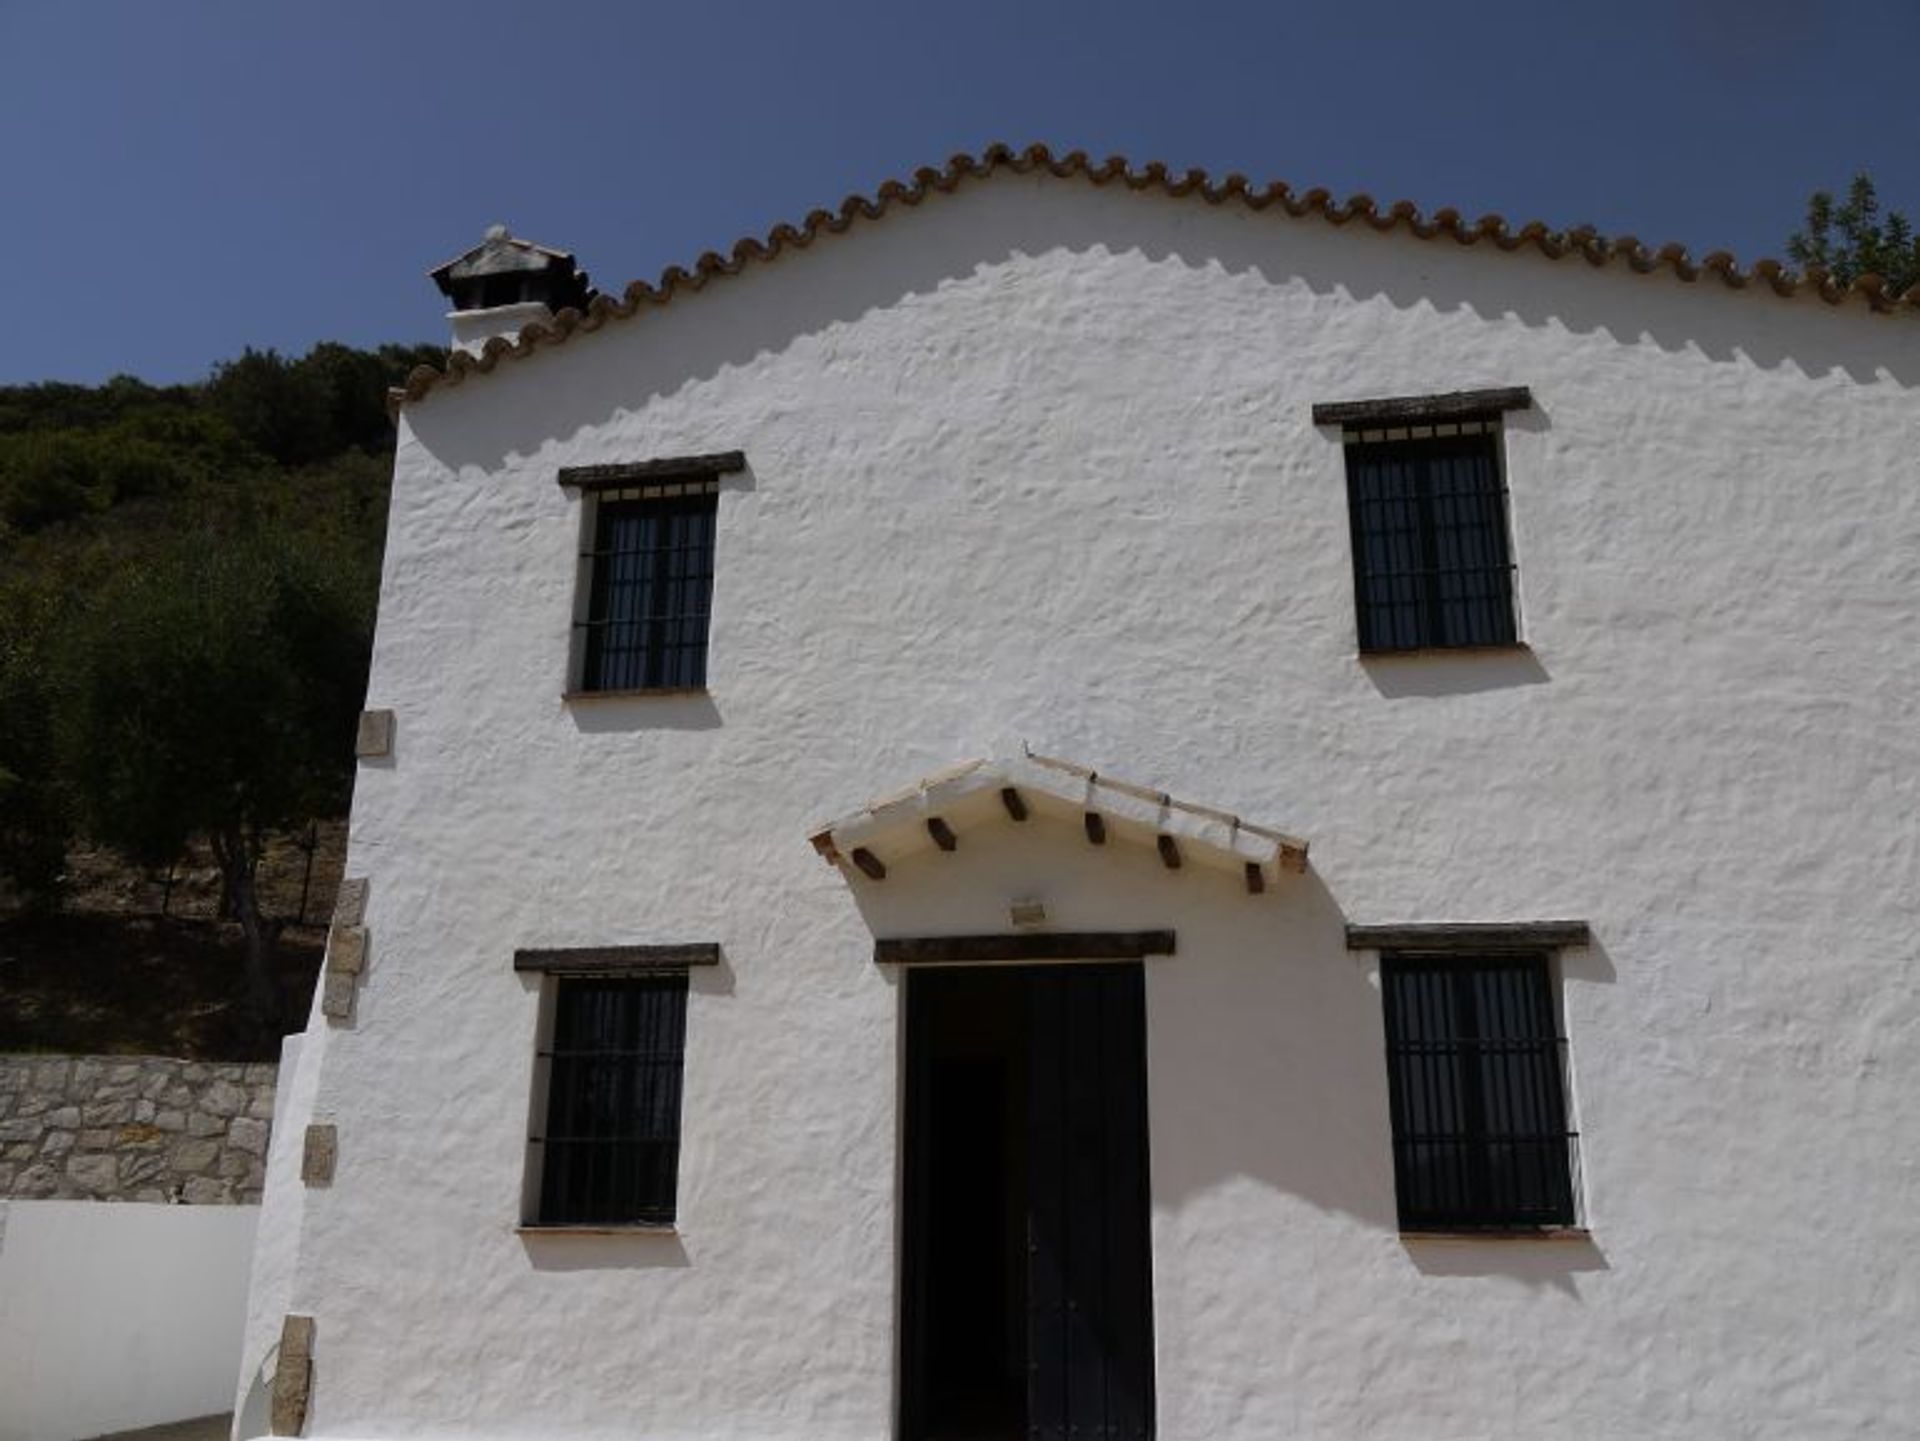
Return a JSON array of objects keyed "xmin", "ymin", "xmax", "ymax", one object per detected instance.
[{"xmin": 394, "ymin": 142, "xmax": 1919, "ymax": 407}]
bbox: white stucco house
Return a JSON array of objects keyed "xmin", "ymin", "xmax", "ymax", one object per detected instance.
[{"xmin": 238, "ymin": 144, "xmax": 1920, "ymax": 1441}]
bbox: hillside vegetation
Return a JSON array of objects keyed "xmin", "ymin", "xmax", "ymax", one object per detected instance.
[{"xmin": 0, "ymin": 342, "xmax": 440, "ymax": 1052}]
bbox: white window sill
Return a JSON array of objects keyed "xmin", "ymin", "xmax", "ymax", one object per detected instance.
[
  {"xmin": 1399, "ymin": 1226, "xmax": 1590, "ymax": 1242},
  {"xmin": 562, "ymin": 687, "xmax": 710, "ymax": 702},
  {"xmin": 515, "ymin": 1223, "xmax": 679, "ymax": 1236},
  {"xmin": 1357, "ymin": 641, "xmax": 1534, "ymax": 661}
]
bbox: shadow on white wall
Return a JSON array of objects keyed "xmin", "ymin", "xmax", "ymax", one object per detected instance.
[{"xmin": 406, "ymin": 176, "xmax": 1920, "ymax": 480}]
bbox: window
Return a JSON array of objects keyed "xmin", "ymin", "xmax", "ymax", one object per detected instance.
[
  {"xmin": 558, "ymin": 452, "xmax": 744, "ymax": 695},
  {"xmin": 532, "ymin": 973, "xmax": 689, "ymax": 1226},
  {"xmin": 578, "ymin": 485, "xmax": 718, "ymax": 691},
  {"xmin": 1316, "ymin": 387, "xmax": 1530, "ymax": 653},
  {"xmin": 1379, "ymin": 953, "xmax": 1576, "ymax": 1231},
  {"xmin": 1344, "ymin": 423, "xmax": 1516, "ymax": 651}
]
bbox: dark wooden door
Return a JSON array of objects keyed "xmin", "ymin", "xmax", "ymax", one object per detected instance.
[
  {"xmin": 901, "ymin": 964, "xmax": 1155, "ymax": 1441},
  {"xmin": 1026, "ymin": 964, "xmax": 1155, "ymax": 1441}
]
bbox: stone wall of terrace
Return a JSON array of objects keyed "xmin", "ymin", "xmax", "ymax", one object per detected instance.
[{"xmin": 0, "ymin": 1054, "xmax": 276, "ymax": 1203}]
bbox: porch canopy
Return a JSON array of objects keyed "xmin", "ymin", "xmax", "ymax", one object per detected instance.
[{"xmin": 808, "ymin": 752, "xmax": 1308, "ymax": 895}]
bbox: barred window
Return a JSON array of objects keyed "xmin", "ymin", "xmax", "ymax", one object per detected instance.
[
  {"xmin": 533, "ymin": 974, "xmax": 688, "ymax": 1227},
  {"xmin": 1380, "ymin": 954, "xmax": 1576, "ymax": 1230},
  {"xmin": 578, "ymin": 482, "xmax": 717, "ymax": 692},
  {"xmin": 1343, "ymin": 421, "xmax": 1518, "ymax": 652}
]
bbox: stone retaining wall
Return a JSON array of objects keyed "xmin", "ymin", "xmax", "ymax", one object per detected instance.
[{"xmin": 0, "ymin": 1054, "xmax": 276, "ymax": 1203}]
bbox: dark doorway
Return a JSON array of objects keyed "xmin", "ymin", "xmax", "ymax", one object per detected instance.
[{"xmin": 902, "ymin": 964, "xmax": 1155, "ymax": 1441}]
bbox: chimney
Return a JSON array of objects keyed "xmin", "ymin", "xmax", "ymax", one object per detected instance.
[{"xmin": 429, "ymin": 224, "xmax": 596, "ymax": 357}]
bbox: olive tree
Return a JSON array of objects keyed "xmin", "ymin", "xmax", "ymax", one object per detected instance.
[{"xmin": 52, "ymin": 519, "xmax": 372, "ymax": 1032}]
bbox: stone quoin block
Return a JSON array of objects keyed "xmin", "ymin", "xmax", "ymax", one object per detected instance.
[
  {"xmin": 327, "ymin": 925, "xmax": 368, "ymax": 977},
  {"xmin": 321, "ymin": 972, "xmax": 357, "ymax": 1023},
  {"xmin": 271, "ymin": 1314, "xmax": 315, "ymax": 1435},
  {"xmin": 333, "ymin": 876, "xmax": 369, "ymax": 928},
  {"xmin": 354, "ymin": 709, "xmax": 394, "ymax": 759},
  {"xmin": 302, "ymin": 1124, "xmax": 337, "ymax": 1185}
]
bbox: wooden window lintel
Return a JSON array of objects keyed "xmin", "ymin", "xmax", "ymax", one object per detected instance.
[
  {"xmin": 1312, "ymin": 387, "xmax": 1532, "ymax": 428},
  {"xmin": 874, "ymin": 931, "xmax": 1176, "ymax": 965},
  {"xmin": 558, "ymin": 451, "xmax": 746, "ymax": 492},
  {"xmin": 1345, "ymin": 921, "xmax": 1590, "ymax": 953},
  {"xmin": 515, "ymin": 943, "xmax": 720, "ymax": 974}
]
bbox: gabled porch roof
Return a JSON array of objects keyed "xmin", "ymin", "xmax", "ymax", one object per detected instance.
[{"xmin": 808, "ymin": 752, "xmax": 1308, "ymax": 894}]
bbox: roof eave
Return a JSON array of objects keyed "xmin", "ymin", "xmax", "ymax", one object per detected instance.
[{"xmin": 392, "ymin": 142, "xmax": 1920, "ymax": 410}]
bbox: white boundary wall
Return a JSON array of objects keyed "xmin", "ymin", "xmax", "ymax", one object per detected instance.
[{"xmin": 0, "ymin": 1199, "xmax": 257, "ymax": 1441}]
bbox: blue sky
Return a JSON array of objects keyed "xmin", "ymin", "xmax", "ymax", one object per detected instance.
[{"xmin": 2, "ymin": 0, "xmax": 1915, "ymax": 385}]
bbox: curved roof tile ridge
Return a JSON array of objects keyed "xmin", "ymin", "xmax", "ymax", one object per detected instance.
[{"xmin": 395, "ymin": 141, "xmax": 1919, "ymax": 406}]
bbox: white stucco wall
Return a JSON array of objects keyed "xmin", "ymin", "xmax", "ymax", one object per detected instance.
[
  {"xmin": 231, "ymin": 1032, "xmax": 310, "ymax": 1441},
  {"xmin": 0, "ymin": 1200, "xmax": 258, "ymax": 1441},
  {"xmin": 259, "ymin": 172, "xmax": 1920, "ymax": 1440}
]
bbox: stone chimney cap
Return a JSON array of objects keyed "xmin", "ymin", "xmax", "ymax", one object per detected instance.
[
  {"xmin": 431, "ymin": 224, "xmax": 597, "ymax": 336},
  {"xmin": 429, "ymin": 226, "xmax": 577, "ymax": 284}
]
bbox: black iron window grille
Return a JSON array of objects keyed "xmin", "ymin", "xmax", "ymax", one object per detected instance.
[
  {"xmin": 1343, "ymin": 420, "xmax": 1518, "ymax": 652},
  {"xmin": 532, "ymin": 973, "xmax": 688, "ymax": 1226},
  {"xmin": 1380, "ymin": 953, "xmax": 1577, "ymax": 1230},
  {"xmin": 576, "ymin": 479, "xmax": 718, "ymax": 691}
]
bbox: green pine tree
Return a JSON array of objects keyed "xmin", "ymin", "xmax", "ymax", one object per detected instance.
[{"xmin": 1787, "ymin": 174, "xmax": 1920, "ymax": 296}]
